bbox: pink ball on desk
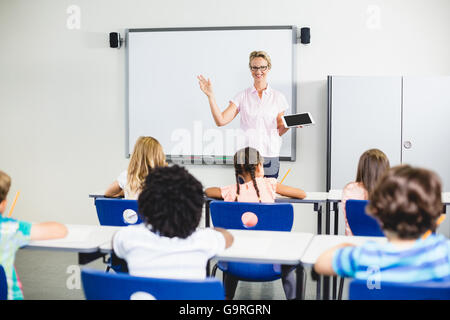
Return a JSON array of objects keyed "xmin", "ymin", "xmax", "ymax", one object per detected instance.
[{"xmin": 241, "ymin": 211, "xmax": 258, "ymax": 228}]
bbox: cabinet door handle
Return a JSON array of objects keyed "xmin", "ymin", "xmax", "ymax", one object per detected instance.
[{"xmin": 403, "ymin": 141, "xmax": 412, "ymax": 149}]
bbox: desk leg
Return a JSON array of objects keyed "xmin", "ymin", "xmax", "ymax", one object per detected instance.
[
  {"xmin": 323, "ymin": 275, "xmax": 330, "ymax": 300},
  {"xmin": 205, "ymin": 200, "xmax": 211, "ymax": 276},
  {"xmin": 296, "ymin": 264, "xmax": 305, "ymax": 300},
  {"xmin": 325, "ymin": 203, "xmax": 330, "ymax": 235},
  {"xmin": 314, "ymin": 203, "xmax": 322, "ymax": 234},
  {"xmin": 334, "ymin": 202, "xmax": 339, "ymax": 235},
  {"xmin": 322, "ymin": 202, "xmax": 331, "ymax": 300},
  {"xmin": 205, "ymin": 200, "xmax": 211, "ymax": 228},
  {"xmin": 332, "ymin": 202, "xmax": 339, "ymax": 299},
  {"xmin": 314, "ymin": 202, "xmax": 323, "ymax": 300},
  {"xmin": 78, "ymin": 252, "xmax": 106, "ymax": 265},
  {"xmin": 316, "ymin": 275, "xmax": 322, "ymax": 300}
]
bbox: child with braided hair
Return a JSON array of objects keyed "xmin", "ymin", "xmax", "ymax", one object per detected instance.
[
  {"xmin": 205, "ymin": 147, "xmax": 306, "ymax": 299},
  {"xmin": 205, "ymin": 147, "xmax": 306, "ymax": 202}
]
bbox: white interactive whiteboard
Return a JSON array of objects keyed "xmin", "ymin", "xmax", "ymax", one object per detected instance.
[{"xmin": 126, "ymin": 26, "xmax": 298, "ymax": 164}]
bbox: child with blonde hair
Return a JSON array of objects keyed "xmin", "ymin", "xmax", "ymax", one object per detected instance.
[
  {"xmin": 105, "ymin": 136, "xmax": 167, "ymax": 199},
  {"xmin": 0, "ymin": 170, "xmax": 67, "ymax": 300}
]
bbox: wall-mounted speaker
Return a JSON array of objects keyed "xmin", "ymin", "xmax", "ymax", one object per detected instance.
[
  {"xmin": 109, "ymin": 32, "xmax": 122, "ymax": 48},
  {"xmin": 300, "ymin": 27, "xmax": 310, "ymax": 44}
]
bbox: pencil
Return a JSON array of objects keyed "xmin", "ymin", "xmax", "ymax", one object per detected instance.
[
  {"xmin": 422, "ymin": 214, "xmax": 445, "ymax": 240},
  {"xmin": 7, "ymin": 191, "xmax": 20, "ymax": 218},
  {"xmin": 280, "ymin": 169, "xmax": 291, "ymax": 184}
]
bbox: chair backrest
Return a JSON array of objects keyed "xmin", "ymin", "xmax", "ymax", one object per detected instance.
[
  {"xmin": 81, "ymin": 268, "xmax": 224, "ymax": 300},
  {"xmin": 209, "ymin": 201, "xmax": 294, "ymax": 231},
  {"xmin": 349, "ymin": 279, "xmax": 450, "ymax": 300},
  {"xmin": 346, "ymin": 199, "xmax": 384, "ymax": 237},
  {"xmin": 0, "ymin": 265, "xmax": 7, "ymax": 300},
  {"xmin": 94, "ymin": 197, "xmax": 142, "ymax": 226},
  {"xmin": 210, "ymin": 201, "xmax": 294, "ymax": 281}
]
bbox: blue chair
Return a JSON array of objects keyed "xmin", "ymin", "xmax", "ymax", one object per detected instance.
[
  {"xmin": 0, "ymin": 265, "xmax": 7, "ymax": 300},
  {"xmin": 94, "ymin": 197, "xmax": 142, "ymax": 272},
  {"xmin": 346, "ymin": 199, "xmax": 384, "ymax": 237},
  {"xmin": 337, "ymin": 199, "xmax": 385, "ymax": 299},
  {"xmin": 349, "ymin": 279, "xmax": 450, "ymax": 300},
  {"xmin": 94, "ymin": 197, "xmax": 142, "ymax": 226},
  {"xmin": 81, "ymin": 268, "xmax": 224, "ymax": 300},
  {"xmin": 209, "ymin": 201, "xmax": 298, "ymax": 292}
]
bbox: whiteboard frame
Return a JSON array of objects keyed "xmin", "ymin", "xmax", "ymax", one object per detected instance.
[{"xmin": 125, "ymin": 26, "xmax": 298, "ymax": 163}]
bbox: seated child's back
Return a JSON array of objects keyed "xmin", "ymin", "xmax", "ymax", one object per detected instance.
[
  {"xmin": 0, "ymin": 170, "xmax": 67, "ymax": 300},
  {"xmin": 206, "ymin": 147, "xmax": 306, "ymax": 202},
  {"xmin": 113, "ymin": 165, "xmax": 233, "ymax": 279},
  {"xmin": 315, "ymin": 165, "xmax": 450, "ymax": 283}
]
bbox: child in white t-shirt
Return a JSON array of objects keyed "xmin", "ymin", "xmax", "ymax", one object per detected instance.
[{"xmin": 113, "ymin": 165, "xmax": 233, "ymax": 280}]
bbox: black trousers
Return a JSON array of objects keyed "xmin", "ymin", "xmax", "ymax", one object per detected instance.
[{"xmin": 263, "ymin": 157, "xmax": 280, "ymax": 179}]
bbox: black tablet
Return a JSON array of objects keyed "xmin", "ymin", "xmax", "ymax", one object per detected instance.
[{"xmin": 282, "ymin": 112, "xmax": 315, "ymax": 128}]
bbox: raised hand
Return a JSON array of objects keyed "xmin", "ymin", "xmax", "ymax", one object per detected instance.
[{"xmin": 197, "ymin": 75, "xmax": 214, "ymax": 97}]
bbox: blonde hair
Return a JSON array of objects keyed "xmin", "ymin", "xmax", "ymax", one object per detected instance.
[
  {"xmin": 0, "ymin": 170, "xmax": 11, "ymax": 203},
  {"xmin": 125, "ymin": 136, "xmax": 166, "ymax": 198},
  {"xmin": 249, "ymin": 51, "xmax": 272, "ymax": 70}
]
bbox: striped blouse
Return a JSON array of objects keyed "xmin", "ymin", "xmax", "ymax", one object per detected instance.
[{"xmin": 332, "ymin": 234, "xmax": 450, "ymax": 283}]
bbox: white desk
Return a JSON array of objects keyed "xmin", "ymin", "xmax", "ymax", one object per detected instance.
[
  {"xmin": 99, "ymin": 229, "xmax": 314, "ymax": 299},
  {"xmin": 215, "ymin": 230, "xmax": 314, "ymax": 300},
  {"xmin": 301, "ymin": 234, "xmax": 387, "ymax": 267},
  {"xmin": 99, "ymin": 229, "xmax": 314, "ymax": 265},
  {"xmin": 443, "ymin": 192, "xmax": 450, "ymax": 206},
  {"xmin": 326, "ymin": 189, "xmax": 342, "ymax": 201},
  {"xmin": 301, "ymin": 234, "xmax": 387, "ymax": 300},
  {"xmin": 24, "ymin": 224, "xmax": 121, "ymax": 264},
  {"xmin": 327, "ymin": 190, "xmax": 450, "ymax": 205},
  {"xmin": 19, "ymin": 223, "xmax": 405, "ymax": 300},
  {"xmin": 215, "ymin": 230, "xmax": 314, "ymax": 264}
]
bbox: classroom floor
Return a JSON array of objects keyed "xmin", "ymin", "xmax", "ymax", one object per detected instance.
[{"xmin": 15, "ymin": 250, "xmax": 346, "ymax": 300}]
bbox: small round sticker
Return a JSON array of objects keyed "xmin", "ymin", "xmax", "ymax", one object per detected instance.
[
  {"xmin": 123, "ymin": 209, "xmax": 138, "ymax": 224},
  {"xmin": 130, "ymin": 291, "xmax": 156, "ymax": 300},
  {"xmin": 241, "ymin": 211, "xmax": 258, "ymax": 228}
]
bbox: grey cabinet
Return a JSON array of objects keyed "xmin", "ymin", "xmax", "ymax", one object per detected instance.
[
  {"xmin": 327, "ymin": 75, "xmax": 450, "ymax": 236},
  {"xmin": 327, "ymin": 75, "xmax": 450, "ymax": 191}
]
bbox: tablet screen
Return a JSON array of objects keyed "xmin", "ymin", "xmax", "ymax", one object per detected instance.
[{"xmin": 284, "ymin": 113, "xmax": 313, "ymax": 126}]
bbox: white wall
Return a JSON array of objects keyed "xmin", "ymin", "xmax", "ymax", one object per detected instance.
[{"xmin": 1, "ymin": 0, "xmax": 449, "ymax": 235}]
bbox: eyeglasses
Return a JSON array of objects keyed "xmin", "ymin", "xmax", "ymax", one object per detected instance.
[{"xmin": 250, "ymin": 65, "xmax": 268, "ymax": 72}]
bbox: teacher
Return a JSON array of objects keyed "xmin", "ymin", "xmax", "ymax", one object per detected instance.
[{"xmin": 197, "ymin": 50, "xmax": 291, "ymax": 178}]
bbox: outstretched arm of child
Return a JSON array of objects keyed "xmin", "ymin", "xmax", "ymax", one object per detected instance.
[
  {"xmin": 213, "ymin": 227, "xmax": 234, "ymax": 248},
  {"xmin": 30, "ymin": 222, "xmax": 68, "ymax": 241},
  {"xmin": 104, "ymin": 181, "xmax": 124, "ymax": 198},
  {"xmin": 313, "ymin": 243, "xmax": 354, "ymax": 276},
  {"xmin": 275, "ymin": 183, "xmax": 306, "ymax": 199},
  {"xmin": 205, "ymin": 187, "xmax": 223, "ymax": 199}
]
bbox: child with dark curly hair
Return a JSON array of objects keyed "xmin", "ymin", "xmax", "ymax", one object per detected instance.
[
  {"xmin": 314, "ymin": 165, "xmax": 450, "ymax": 283},
  {"xmin": 113, "ymin": 165, "xmax": 233, "ymax": 280}
]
